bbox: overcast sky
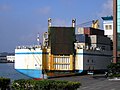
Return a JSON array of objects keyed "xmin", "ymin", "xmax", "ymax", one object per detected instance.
[{"xmin": 0, "ymin": 0, "xmax": 113, "ymax": 52}]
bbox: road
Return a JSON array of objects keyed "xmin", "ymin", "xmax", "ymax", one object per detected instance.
[{"xmin": 49, "ymin": 74, "xmax": 120, "ymax": 90}]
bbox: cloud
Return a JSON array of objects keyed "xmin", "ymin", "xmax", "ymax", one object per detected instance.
[
  {"xmin": 0, "ymin": 4, "xmax": 11, "ymax": 12},
  {"xmin": 98, "ymin": 0, "xmax": 113, "ymax": 16},
  {"xmin": 36, "ymin": 6, "xmax": 51, "ymax": 15}
]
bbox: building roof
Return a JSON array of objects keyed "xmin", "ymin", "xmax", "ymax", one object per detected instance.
[{"xmin": 101, "ymin": 16, "xmax": 113, "ymax": 20}]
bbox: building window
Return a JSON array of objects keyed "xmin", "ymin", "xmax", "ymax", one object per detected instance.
[
  {"xmin": 105, "ymin": 25, "xmax": 109, "ymax": 30},
  {"xmin": 105, "ymin": 25, "xmax": 112, "ymax": 30},
  {"xmin": 109, "ymin": 25, "xmax": 112, "ymax": 30}
]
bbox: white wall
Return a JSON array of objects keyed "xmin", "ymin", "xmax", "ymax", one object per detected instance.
[
  {"xmin": 103, "ymin": 20, "xmax": 113, "ymax": 40},
  {"xmin": 75, "ymin": 49, "xmax": 83, "ymax": 70},
  {"xmin": 15, "ymin": 48, "xmax": 42, "ymax": 70}
]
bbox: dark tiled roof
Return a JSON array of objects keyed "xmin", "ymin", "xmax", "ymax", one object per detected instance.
[{"xmin": 101, "ymin": 16, "xmax": 113, "ymax": 20}]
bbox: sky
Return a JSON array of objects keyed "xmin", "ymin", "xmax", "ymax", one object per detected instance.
[{"xmin": 0, "ymin": 0, "xmax": 113, "ymax": 52}]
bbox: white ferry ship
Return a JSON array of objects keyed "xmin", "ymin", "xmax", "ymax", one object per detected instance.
[{"xmin": 15, "ymin": 19, "xmax": 112, "ymax": 79}]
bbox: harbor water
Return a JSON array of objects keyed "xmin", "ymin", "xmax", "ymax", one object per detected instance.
[{"xmin": 0, "ymin": 63, "xmax": 30, "ymax": 80}]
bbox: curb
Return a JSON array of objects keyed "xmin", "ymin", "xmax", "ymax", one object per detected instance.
[{"xmin": 108, "ymin": 77, "xmax": 120, "ymax": 81}]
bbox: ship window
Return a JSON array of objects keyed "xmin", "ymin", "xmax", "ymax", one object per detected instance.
[
  {"xmin": 102, "ymin": 46, "xmax": 105, "ymax": 50},
  {"xmin": 87, "ymin": 59, "xmax": 89, "ymax": 63},
  {"xmin": 88, "ymin": 66, "xmax": 90, "ymax": 70},
  {"xmin": 119, "ymin": 54, "xmax": 120, "ymax": 56},
  {"xmin": 92, "ymin": 60, "xmax": 93, "ymax": 63}
]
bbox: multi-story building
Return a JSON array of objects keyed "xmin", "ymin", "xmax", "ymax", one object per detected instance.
[{"xmin": 102, "ymin": 16, "xmax": 113, "ymax": 40}]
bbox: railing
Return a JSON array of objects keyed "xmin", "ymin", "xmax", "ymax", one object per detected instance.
[{"xmin": 16, "ymin": 45, "xmax": 41, "ymax": 49}]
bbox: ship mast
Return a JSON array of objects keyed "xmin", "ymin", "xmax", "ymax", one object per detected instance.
[{"xmin": 37, "ymin": 33, "xmax": 40, "ymax": 45}]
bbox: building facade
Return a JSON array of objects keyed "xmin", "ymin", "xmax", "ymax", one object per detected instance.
[{"xmin": 102, "ymin": 16, "xmax": 113, "ymax": 40}]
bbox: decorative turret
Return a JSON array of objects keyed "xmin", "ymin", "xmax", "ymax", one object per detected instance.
[
  {"xmin": 72, "ymin": 19, "xmax": 76, "ymax": 27},
  {"xmin": 91, "ymin": 20, "xmax": 99, "ymax": 29},
  {"xmin": 48, "ymin": 18, "xmax": 52, "ymax": 27}
]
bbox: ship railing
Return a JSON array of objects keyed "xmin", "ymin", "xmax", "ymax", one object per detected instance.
[{"xmin": 16, "ymin": 45, "xmax": 41, "ymax": 49}]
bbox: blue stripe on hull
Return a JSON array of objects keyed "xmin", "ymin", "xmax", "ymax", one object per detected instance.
[
  {"xmin": 76, "ymin": 53, "xmax": 112, "ymax": 57},
  {"xmin": 16, "ymin": 69, "xmax": 43, "ymax": 78},
  {"xmin": 78, "ymin": 70, "xmax": 83, "ymax": 73},
  {"xmin": 15, "ymin": 52, "xmax": 48, "ymax": 55},
  {"xmin": 15, "ymin": 52, "xmax": 42, "ymax": 54}
]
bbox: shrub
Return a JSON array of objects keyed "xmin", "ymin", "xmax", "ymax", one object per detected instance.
[
  {"xmin": 0, "ymin": 77, "xmax": 10, "ymax": 90},
  {"xmin": 12, "ymin": 79, "xmax": 81, "ymax": 90},
  {"xmin": 12, "ymin": 79, "xmax": 35, "ymax": 90},
  {"xmin": 109, "ymin": 74, "xmax": 120, "ymax": 78},
  {"xmin": 107, "ymin": 62, "xmax": 120, "ymax": 77}
]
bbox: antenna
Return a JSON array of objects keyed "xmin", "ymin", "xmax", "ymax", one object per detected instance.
[
  {"xmin": 37, "ymin": 33, "xmax": 40, "ymax": 45},
  {"xmin": 43, "ymin": 32, "xmax": 48, "ymax": 47}
]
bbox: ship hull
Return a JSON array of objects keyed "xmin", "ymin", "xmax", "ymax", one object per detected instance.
[
  {"xmin": 15, "ymin": 46, "xmax": 112, "ymax": 79},
  {"xmin": 15, "ymin": 69, "xmax": 83, "ymax": 79},
  {"xmin": 15, "ymin": 69, "xmax": 43, "ymax": 79}
]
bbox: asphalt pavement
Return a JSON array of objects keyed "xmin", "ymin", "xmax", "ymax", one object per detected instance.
[{"xmin": 49, "ymin": 74, "xmax": 120, "ymax": 90}]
